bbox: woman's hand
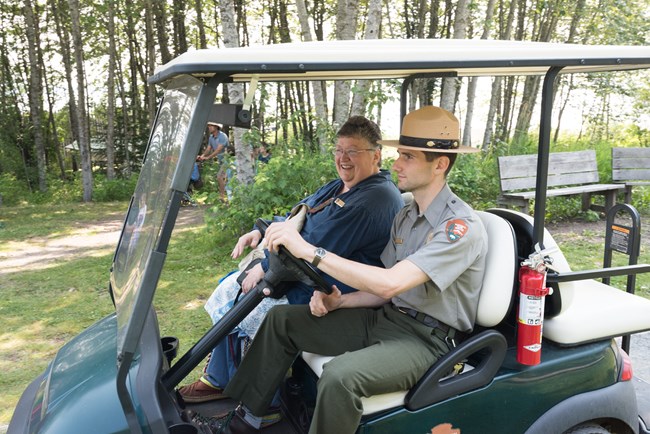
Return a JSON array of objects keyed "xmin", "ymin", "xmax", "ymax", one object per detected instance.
[
  {"xmin": 241, "ymin": 263, "xmax": 265, "ymax": 294},
  {"xmin": 231, "ymin": 229, "xmax": 262, "ymax": 259}
]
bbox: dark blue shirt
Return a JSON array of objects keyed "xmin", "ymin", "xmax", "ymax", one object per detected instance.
[{"xmin": 259, "ymin": 170, "xmax": 404, "ymax": 304}]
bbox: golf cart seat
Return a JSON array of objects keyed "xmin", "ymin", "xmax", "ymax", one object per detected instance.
[
  {"xmin": 490, "ymin": 209, "xmax": 650, "ymax": 346},
  {"xmin": 301, "ymin": 211, "xmax": 516, "ymax": 415}
]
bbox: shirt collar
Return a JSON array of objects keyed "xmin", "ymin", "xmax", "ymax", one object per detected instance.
[{"xmin": 405, "ymin": 183, "xmax": 452, "ymax": 227}]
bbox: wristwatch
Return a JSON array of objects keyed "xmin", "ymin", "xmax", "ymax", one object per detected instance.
[{"xmin": 312, "ymin": 247, "xmax": 327, "ymax": 267}]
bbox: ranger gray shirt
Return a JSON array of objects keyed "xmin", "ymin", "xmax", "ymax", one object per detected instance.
[{"xmin": 380, "ymin": 184, "xmax": 488, "ymax": 332}]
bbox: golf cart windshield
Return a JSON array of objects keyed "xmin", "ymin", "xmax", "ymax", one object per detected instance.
[{"xmin": 111, "ymin": 75, "xmax": 202, "ymax": 353}]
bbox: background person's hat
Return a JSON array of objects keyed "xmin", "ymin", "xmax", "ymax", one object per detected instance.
[
  {"xmin": 378, "ymin": 106, "xmax": 479, "ymax": 154},
  {"xmin": 207, "ymin": 121, "xmax": 223, "ymax": 129}
]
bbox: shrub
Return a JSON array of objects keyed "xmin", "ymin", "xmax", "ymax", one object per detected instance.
[
  {"xmin": 93, "ymin": 175, "xmax": 138, "ymax": 202},
  {"xmin": 206, "ymin": 149, "xmax": 337, "ymax": 242},
  {"xmin": 448, "ymin": 151, "xmax": 500, "ymax": 210},
  {"xmin": 0, "ymin": 173, "xmax": 28, "ymax": 206}
]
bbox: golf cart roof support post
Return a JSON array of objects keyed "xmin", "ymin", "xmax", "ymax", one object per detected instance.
[{"xmin": 532, "ymin": 66, "xmax": 564, "ymax": 248}]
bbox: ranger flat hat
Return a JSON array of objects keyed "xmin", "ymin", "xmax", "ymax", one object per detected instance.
[{"xmin": 378, "ymin": 106, "xmax": 479, "ymax": 154}]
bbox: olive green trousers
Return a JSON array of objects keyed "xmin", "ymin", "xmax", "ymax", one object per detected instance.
[{"xmin": 224, "ymin": 303, "xmax": 450, "ymax": 434}]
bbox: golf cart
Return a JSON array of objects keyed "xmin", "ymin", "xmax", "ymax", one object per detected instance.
[{"xmin": 8, "ymin": 39, "xmax": 650, "ymax": 434}]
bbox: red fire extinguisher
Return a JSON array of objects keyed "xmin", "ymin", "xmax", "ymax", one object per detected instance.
[{"xmin": 517, "ymin": 246, "xmax": 553, "ymax": 365}]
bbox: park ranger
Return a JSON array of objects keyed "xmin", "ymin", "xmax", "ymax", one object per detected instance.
[{"xmin": 222, "ymin": 105, "xmax": 488, "ymax": 434}]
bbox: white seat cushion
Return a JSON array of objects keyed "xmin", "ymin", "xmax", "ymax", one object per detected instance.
[
  {"xmin": 544, "ymin": 278, "xmax": 650, "ymax": 345},
  {"xmin": 475, "ymin": 211, "xmax": 517, "ymax": 327},
  {"xmin": 301, "ymin": 352, "xmax": 407, "ymax": 415}
]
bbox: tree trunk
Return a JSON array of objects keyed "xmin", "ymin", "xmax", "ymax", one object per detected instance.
[
  {"xmin": 40, "ymin": 32, "xmax": 66, "ymax": 180},
  {"xmin": 350, "ymin": 0, "xmax": 382, "ymax": 117},
  {"xmin": 295, "ymin": 0, "xmax": 328, "ymax": 132},
  {"xmin": 153, "ymin": 0, "xmax": 173, "ymax": 64},
  {"xmin": 145, "ymin": 0, "xmax": 157, "ymax": 128},
  {"xmin": 440, "ymin": 0, "xmax": 469, "ymax": 113},
  {"xmin": 106, "ymin": 0, "xmax": 117, "ymax": 180},
  {"xmin": 172, "ymin": 0, "xmax": 188, "ymax": 55},
  {"xmin": 195, "ymin": 0, "xmax": 207, "ymax": 49},
  {"xmin": 332, "ymin": 0, "xmax": 359, "ymax": 128},
  {"xmin": 68, "ymin": 0, "xmax": 93, "ymax": 201},
  {"xmin": 463, "ymin": 0, "xmax": 496, "ymax": 148},
  {"xmin": 24, "ymin": 0, "xmax": 47, "ymax": 192},
  {"xmin": 220, "ymin": 0, "xmax": 255, "ymax": 186},
  {"xmin": 51, "ymin": 0, "xmax": 80, "ymax": 149},
  {"xmin": 116, "ymin": 54, "xmax": 132, "ymax": 177},
  {"xmin": 485, "ymin": 0, "xmax": 517, "ymax": 147}
]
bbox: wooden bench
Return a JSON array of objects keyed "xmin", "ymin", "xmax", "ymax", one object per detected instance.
[
  {"xmin": 497, "ymin": 150, "xmax": 624, "ymax": 214},
  {"xmin": 612, "ymin": 147, "xmax": 650, "ymax": 203}
]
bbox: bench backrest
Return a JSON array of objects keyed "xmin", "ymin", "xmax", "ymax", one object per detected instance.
[
  {"xmin": 498, "ymin": 150, "xmax": 600, "ymax": 193},
  {"xmin": 612, "ymin": 147, "xmax": 650, "ymax": 182}
]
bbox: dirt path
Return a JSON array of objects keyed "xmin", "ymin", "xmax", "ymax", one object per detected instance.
[{"xmin": 0, "ymin": 206, "xmax": 205, "ymax": 275}]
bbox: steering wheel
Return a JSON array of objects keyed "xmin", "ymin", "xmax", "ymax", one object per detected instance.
[{"xmin": 256, "ymin": 219, "xmax": 332, "ymax": 294}]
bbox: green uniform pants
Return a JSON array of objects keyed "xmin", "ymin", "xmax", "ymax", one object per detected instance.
[{"xmin": 224, "ymin": 303, "xmax": 450, "ymax": 434}]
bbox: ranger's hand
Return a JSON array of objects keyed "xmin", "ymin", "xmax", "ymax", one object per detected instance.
[
  {"xmin": 265, "ymin": 221, "xmax": 313, "ymax": 260},
  {"xmin": 310, "ymin": 285, "xmax": 342, "ymax": 317}
]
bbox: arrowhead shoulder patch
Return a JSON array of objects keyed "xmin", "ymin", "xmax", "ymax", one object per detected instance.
[{"xmin": 445, "ymin": 219, "xmax": 468, "ymax": 243}]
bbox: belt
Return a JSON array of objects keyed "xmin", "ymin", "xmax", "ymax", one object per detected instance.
[{"xmin": 392, "ymin": 304, "xmax": 450, "ymax": 332}]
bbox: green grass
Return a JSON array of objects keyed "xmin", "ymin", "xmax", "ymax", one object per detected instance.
[
  {"xmin": 0, "ymin": 202, "xmax": 128, "ymax": 242},
  {"xmin": 0, "ymin": 202, "xmax": 236, "ymax": 425},
  {"xmin": 0, "ymin": 202, "xmax": 648, "ymax": 426}
]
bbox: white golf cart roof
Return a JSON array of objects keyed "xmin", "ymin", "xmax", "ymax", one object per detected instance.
[{"xmin": 149, "ymin": 38, "xmax": 650, "ymax": 84}]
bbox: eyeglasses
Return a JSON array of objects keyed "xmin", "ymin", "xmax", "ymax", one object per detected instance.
[{"xmin": 333, "ymin": 148, "xmax": 376, "ymax": 158}]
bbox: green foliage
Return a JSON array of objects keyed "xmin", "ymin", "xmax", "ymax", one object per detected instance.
[
  {"xmin": 205, "ymin": 149, "xmax": 337, "ymax": 242},
  {"xmin": 448, "ymin": 151, "xmax": 500, "ymax": 210},
  {"xmin": 0, "ymin": 171, "xmax": 138, "ymax": 206},
  {"xmin": 0, "ymin": 173, "xmax": 27, "ymax": 206},
  {"xmin": 93, "ymin": 174, "xmax": 138, "ymax": 202}
]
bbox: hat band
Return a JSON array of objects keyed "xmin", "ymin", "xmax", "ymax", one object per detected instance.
[{"xmin": 400, "ymin": 135, "xmax": 459, "ymax": 150}]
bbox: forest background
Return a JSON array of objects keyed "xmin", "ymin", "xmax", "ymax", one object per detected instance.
[{"xmin": 1, "ymin": 0, "xmax": 650, "ymax": 218}]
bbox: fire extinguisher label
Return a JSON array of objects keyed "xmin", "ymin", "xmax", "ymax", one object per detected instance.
[
  {"xmin": 524, "ymin": 344, "xmax": 542, "ymax": 352},
  {"xmin": 518, "ymin": 295, "xmax": 544, "ymax": 325}
]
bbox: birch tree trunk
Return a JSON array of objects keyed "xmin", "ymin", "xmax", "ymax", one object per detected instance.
[
  {"xmin": 145, "ymin": 0, "xmax": 156, "ymax": 128},
  {"xmin": 295, "ymin": 0, "xmax": 328, "ymax": 127},
  {"xmin": 439, "ymin": 0, "xmax": 469, "ymax": 113},
  {"xmin": 463, "ymin": 0, "xmax": 497, "ymax": 148},
  {"xmin": 513, "ymin": 0, "xmax": 560, "ymax": 143},
  {"xmin": 332, "ymin": 0, "xmax": 359, "ymax": 128},
  {"xmin": 51, "ymin": 0, "xmax": 80, "ymax": 149},
  {"xmin": 24, "ymin": 0, "xmax": 47, "ymax": 192},
  {"xmin": 482, "ymin": 0, "xmax": 517, "ymax": 149},
  {"xmin": 350, "ymin": 0, "xmax": 382, "ymax": 117},
  {"xmin": 220, "ymin": 0, "xmax": 255, "ymax": 186},
  {"xmin": 106, "ymin": 0, "xmax": 117, "ymax": 179},
  {"xmin": 68, "ymin": 0, "xmax": 93, "ymax": 201}
]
